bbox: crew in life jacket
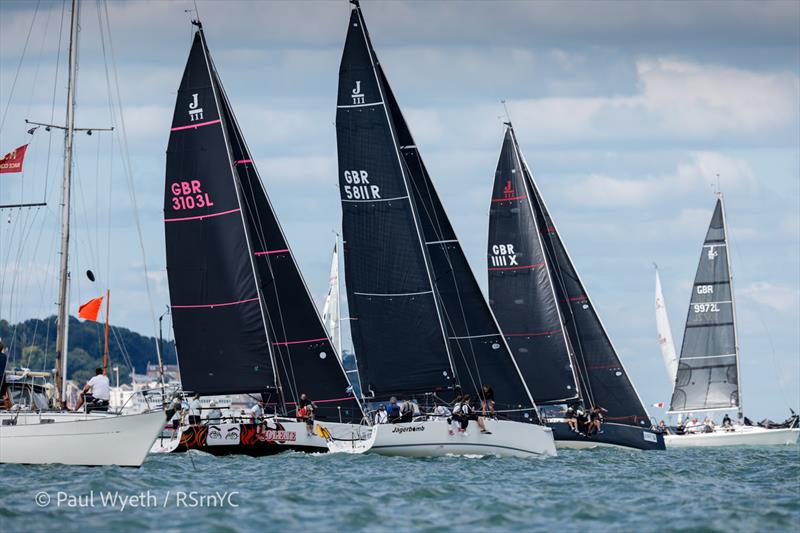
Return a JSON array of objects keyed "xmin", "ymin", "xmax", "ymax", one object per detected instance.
[
  {"xmin": 387, "ymin": 397, "xmax": 401, "ymax": 423},
  {"xmin": 297, "ymin": 393, "xmax": 315, "ymax": 436}
]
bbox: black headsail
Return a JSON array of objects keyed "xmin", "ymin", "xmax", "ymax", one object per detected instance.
[
  {"xmin": 165, "ymin": 29, "xmax": 273, "ymax": 395},
  {"xmin": 166, "ymin": 26, "xmax": 364, "ymax": 423},
  {"xmin": 208, "ymin": 44, "xmax": 364, "ymax": 423},
  {"xmin": 336, "ymin": 5, "xmax": 454, "ymax": 399},
  {"xmin": 670, "ymin": 198, "xmax": 740, "ymax": 415},
  {"xmin": 337, "ymin": 2, "xmax": 539, "ymax": 420},
  {"xmin": 383, "ymin": 76, "xmax": 537, "ymax": 416},
  {"xmin": 488, "ymin": 126, "xmax": 581, "ymax": 404},
  {"xmin": 489, "ymin": 125, "xmax": 650, "ymax": 426}
]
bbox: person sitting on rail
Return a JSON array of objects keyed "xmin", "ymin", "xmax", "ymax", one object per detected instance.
[
  {"xmin": 565, "ymin": 404, "xmax": 580, "ymax": 433},
  {"xmin": 74, "ymin": 368, "xmax": 110, "ymax": 412},
  {"xmin": 585, "ymin": 405, "xmax": 606, "ymax": 437},
  {"xmin": 478, "ymin": 384, "xmax": 495, "ymax": 417},
  {"xmin": 722, "ymin": 413, "xmax": 733, "ymax": 430}
]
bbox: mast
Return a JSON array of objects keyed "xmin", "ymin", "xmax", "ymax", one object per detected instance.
[
  {"xmin": 54, "ymin": 0, "xmax": 80, "ymax": 402},
  {"xmin": 336, "ymin": 234, "xmax": 343, "ymax": 357},
  {"xmin": 719, "ymin": 192, "xmax": 743, "ymax": 422}
]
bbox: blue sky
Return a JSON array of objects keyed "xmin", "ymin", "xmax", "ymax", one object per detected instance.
[{"xmin": 1, "ymin": 0, "xmax": 798, "ymax": 419}]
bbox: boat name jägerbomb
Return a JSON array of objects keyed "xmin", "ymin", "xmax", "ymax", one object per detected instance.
[{"xmin": 391, "ymin": 425, "xmax": 425, "ymax": 434}]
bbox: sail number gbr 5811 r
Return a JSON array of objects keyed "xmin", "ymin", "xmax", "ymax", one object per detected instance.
[{"xmin": 343, "ymin": 170, "xmax": 381, "ymax": 200}]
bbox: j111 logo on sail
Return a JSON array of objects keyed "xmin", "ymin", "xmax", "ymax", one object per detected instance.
[
  {"xmin": 351, "ymin": 81, "xmax": 364, "ymax": 104},
  {"xmin": 188, "ymin": 93, "xmax": 204, "ymax": 121},
  {"xmin": 707, "ymin": 245, "xmax": 718, "ymax": 261}
]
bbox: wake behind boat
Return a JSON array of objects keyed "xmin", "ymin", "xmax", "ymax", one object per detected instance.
[
  {"xmin": 658, "ymin": 197, "xmax": 799, "ymax": 447},
  {"xmin": 487, "ymin": 124, "xmax": 664, "ymax": 451},
  {"xmin": 326, "ymin": 1, "xmax": 555, "ymax": 459},
  {"xmin": 159, "ymin": 18, "xmax": 367, "ymax": 456}
]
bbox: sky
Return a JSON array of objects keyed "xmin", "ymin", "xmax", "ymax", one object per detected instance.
[{"xmin": 0, "ymin": 0, "xmax": 798, "ymax": 420}]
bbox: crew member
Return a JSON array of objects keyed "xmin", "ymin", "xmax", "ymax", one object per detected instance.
[
  {"xmin": 74, "ymin": 368, "xmax": 110, "ymax": 412},
  {"xmin": 297, "ymin": 393, "xmax": 315, "ymax": 436},
  {"xmin": 188, "ymin": 394, "xmax": 202, "ymax": 425},
  {"xmin": 374, "ymin": 404, "xmax": 388, "ymax": 424},
  {"xmin": 387, "ymin": 396, "xmax": 401, "ymax": 423},
  {"xmin": 478, "ymin": 384, "xmax": 495, "ymax": 416}
]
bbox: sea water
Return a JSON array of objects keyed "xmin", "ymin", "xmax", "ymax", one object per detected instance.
[{"xmin": 1, "ymin": 446, "xmax": 797, "ymax": 532}]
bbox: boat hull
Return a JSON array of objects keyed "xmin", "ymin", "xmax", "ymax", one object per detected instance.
[
  {"xmin": 665, "ymin": 426, "xmax": 799, "ymax": 448},
  {"xmin": 328, "ymin": 418, "xmax": 557, "ymax": 458},
  {"xmin": 549, "ymin": 421, "xmax": 665, "ymax": 450},
  {"xmin": 150, "ymin": 418, "xmax": 367, "ymax": 456},
  {"xmin": 0, "ymin": 410, "xmax": 165, "ymax": 467}
]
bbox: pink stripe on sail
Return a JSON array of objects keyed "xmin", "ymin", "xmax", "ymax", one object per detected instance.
[
  {"xmin": 171, "ymin": 296, "xmax": 259, "ymax": 309},
  {"xmin": 170, "ymin": 119, "xmax": 221, "ymax": 132},
  {"xmin": 491, "ymin": 195, "xmax": 528, "ymax": 203},
  {"xmin": 568, "ymin": 295, "xmax": 588, "ymax": 302},
  {"xmin": 488, "ymin": 262, "xmax": 544, "ymax": 271},
  {"xmin": 287, "ymin": 396, "xmax": 356, "ymax": 405},
  {"xmin": 271, "ymin": 337, "xmax": 328, "ymax": 346},
  {"xmin": 254, "ymin": 249, "xmax": 289, "ymax": 256},
  {"xmin": 235, "ymin": 159, "xmax": 252, "ymax": 165},
  {"xmin": 164, "ymin": 208, "xmax": 240, "ymax": 223}
]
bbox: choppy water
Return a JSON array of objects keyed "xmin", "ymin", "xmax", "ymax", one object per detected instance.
[{"xmin": 1, "ymin": 446, "xmax": 798, "ymax": 532}]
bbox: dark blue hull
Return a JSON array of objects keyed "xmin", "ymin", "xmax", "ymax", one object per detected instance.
[{"xmin": 549, "ymin": 421, "xmax": 665, "ymax": 450}]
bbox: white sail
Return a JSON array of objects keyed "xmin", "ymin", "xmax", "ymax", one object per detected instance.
[
  {"xmin": 322, "ymin": 239, "xmax": 342, "ymax": 357},
  {"xmin": 655, "ymin": 266, "xmax": 678, "ymax": 385}
]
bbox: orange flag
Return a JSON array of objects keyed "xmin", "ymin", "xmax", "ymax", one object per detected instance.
[
  {"xmin": 78, "ymin": 296, "xmax": 104, "ymax": 321},
  {"xmin": 0, "ymin": 144, "xmax": 28, "ymax": 174}
]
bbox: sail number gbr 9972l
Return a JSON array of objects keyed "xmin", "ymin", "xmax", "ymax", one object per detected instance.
[{"xmin": 343, "ymin": 170, "xmax": 381, "ymax": 200}]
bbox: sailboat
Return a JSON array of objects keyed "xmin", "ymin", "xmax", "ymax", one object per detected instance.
[
  {"xmin": 661, "ymin": 196, "xmax": 799, "ymax": 447},
  {"xmin": 0, "ymin": 0, "xmax": 165, "ymax": 467},
  {"xmin": 655, "ymin": 265, "xmax": 679, "ymax": 386},
  {"xmin": 157, "ymin": 19, "xmax": 368, "ymax": 456},
  {"xmin": 487, "ymin": 124, "xmax": 664, "ymax": 450},
  {"xmin": 327, "ymin": 1, "xmax": 556, "ymax": 458}
]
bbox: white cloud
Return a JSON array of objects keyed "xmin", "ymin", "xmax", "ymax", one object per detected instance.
[
  {"xmin": 739, "ymin": 282, "xmax": 799, "ymax": 312},
  {"xmin": 560, "ymin": 152, "xmax": 756, "ymax": 208}
]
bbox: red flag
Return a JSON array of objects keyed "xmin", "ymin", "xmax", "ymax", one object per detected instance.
[
  {"xmin": 78, "ymin": 296, "xmax": 104, "ymax": 321},
  {"xmin": 0, "ymin": 144, "xmax": 28, "ymax": 174},
  {"xmin": 652, "ymin": 401, "xmax": 665, "ymax": 408}
]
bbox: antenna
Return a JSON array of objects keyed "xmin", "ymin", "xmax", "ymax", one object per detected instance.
[
  {"xmin": 711, "ymin": 173, "xmax": 723, "ymax": 198},
  {"xmin": 500, "ymin": 99, "xmax": 513, "ymax": 126}
]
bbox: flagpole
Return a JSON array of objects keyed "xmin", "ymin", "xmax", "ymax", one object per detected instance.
[{"xmin": 103, "ymin": 289, "xmax": 110, "ymax": 375}]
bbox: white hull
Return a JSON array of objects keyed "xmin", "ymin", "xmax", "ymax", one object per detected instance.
[
  {"xmin": 665, "ymin": 426, "xmax": 799, "ymax": 448},
  {"xmin": 150, "ymin": 417, "xmax": 369, "ymax": 455},
  {"xmin": 327, "ymin": 418, "xmax": 557, "ymax": 458},
  {"xmin": 0, "ymin": 410, "xmax": 165, "ymax": 467}
]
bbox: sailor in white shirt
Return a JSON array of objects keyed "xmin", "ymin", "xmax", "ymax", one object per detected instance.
[
  {"xmin": 188, "ymin": 394, "xmax": 202, "ymax": 425},
  {"xmin": 74, "ymin": 368, "xmax": 110, "ymax": 411},
  {"xmin": 374, "ymin": 404, "xmax": 388, "ymax": 424}
]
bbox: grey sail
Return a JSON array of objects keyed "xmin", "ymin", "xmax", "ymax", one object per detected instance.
[{"xmin": 670, "ymin": 199, "xmax": 739, "ymax": 413}]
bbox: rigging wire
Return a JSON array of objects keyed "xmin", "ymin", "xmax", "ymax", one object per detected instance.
[{"xmin": 0, "ymin": 0, "xmax": 41, "ymax": 134}]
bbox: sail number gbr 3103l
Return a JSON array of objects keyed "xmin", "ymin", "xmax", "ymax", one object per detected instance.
[{"xmin": 170, "ymin": 180, "xmax": 214, "ymax": 211}]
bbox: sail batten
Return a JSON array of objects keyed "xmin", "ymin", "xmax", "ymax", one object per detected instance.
[{"xmin": 669, "ymin": 198, "xmax": 740, "ymax": 415}]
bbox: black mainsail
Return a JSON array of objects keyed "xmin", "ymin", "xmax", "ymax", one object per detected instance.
[
  {"xmin": 165, "ymin": 25, "xmax": 363, "ymax": 422},
  {"xmin": 488, "ymin": 124, "xmax": 650, "ymax": 426},
  {"xmin": 669, "ymin": 198, "xmax": 740, "ymax": 415},
  {"xmin": 336, "ymin": 2, "xmax": 538, "ymax": 419}
]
